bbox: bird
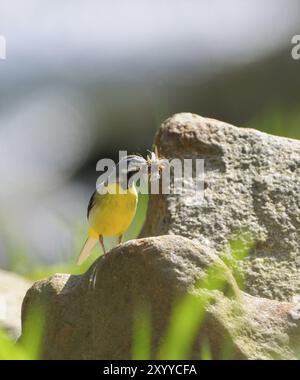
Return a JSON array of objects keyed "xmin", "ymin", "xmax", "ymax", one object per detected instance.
[{"xmin": 77, "ymin": 154, "xmax": 151, "ymax": 265}]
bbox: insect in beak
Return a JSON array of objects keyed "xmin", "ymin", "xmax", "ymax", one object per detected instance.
[{"xmin": 146, "ymin": 146, "xmax": 168, "ymax": 181}]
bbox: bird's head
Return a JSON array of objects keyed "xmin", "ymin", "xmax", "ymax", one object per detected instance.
[{"xmin": 116, "ymin": 149, "xmax": 168, "ymax": 188}]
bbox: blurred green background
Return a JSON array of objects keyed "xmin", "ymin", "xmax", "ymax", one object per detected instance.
[{"xmin": 0, "ymin": 0, "xmax": 300, "ymax": 279}]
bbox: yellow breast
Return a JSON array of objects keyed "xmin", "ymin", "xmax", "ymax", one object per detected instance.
[{"xmin": 88, "ymin": 182, "xmax": 138, "ymax": 237}]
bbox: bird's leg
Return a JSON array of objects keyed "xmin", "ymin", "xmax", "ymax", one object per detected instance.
[
  {"xmin": 99, "ymin": 235, "xmax": 106, "ymax": 255},
  {"xmin": 118, "ymin": 234, "xmax": 123, "ymax": 245}
]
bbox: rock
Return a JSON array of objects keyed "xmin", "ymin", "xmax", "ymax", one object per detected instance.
[
  {"xmin": 21, "ymin": 235, "xmax": 238, "ymax": 359},
  {"xmin": 208, "ymin": 291, "xmax": 300, "ymax": 360},
  {"xmin": 21, "ymin": 236, "xmax": 300, "ymax": 359},
  {"xmin": 0, "ymin": 269, "xmax": 32, "ymax": 339},
  {"xmin": 20, "ymin": 114, "xmax": 300, "ymax": 359},
  {"xmin": 141, "ymin": 113, "xmax": 300, "ymax": 301}
]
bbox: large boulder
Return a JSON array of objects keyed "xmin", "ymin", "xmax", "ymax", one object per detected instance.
[
  {"xmin": 21, "ymin": 236, "xmax": 300, "ymax": 360},
  {"xmin": 20, "ymin": 114, "xmax": 300, "ymax": 359},
  {"xmin": 141, "ymin": 113, "xmax": 300, "ymax": 301},
  {"xmin": 0, "ymin": 269, "xmax": 32, "ymax": 339}
]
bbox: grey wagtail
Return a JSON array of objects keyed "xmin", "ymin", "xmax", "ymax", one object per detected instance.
[{"xmin": 77, "ymin": 152, "xmax": 164, "ymax": 265}]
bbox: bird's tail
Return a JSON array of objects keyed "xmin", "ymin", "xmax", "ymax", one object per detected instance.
[{"xmin": 77, "ymin": 236, "xmax": 98, "ymax": 265}]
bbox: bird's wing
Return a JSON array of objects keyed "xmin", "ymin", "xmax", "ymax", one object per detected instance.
[{"xmin": 87, "ymin": 191, "xmax": 97, "ymax": 219}]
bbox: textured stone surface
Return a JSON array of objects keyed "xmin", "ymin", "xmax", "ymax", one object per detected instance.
[
  {"xmin": 21, "ymin": 236, "xmax": 300, "ymax": 359},
  {"xmin": 20, "ymin": 114, "xmax": 300, "ymax": 359},
  {"xmin": 0, "ymin": 269, "xmax": 32, "ymax": 339},
  {"xmin": 22, "ymin": 236, "xmax": 234, "ymax": 359},
  {"xmin": 208, "ymin": 291, "xmax": 300, "ymax": 360},
  {"xmin": 141, "ymin": 113, "xmax": 300, "ymax": 301}
]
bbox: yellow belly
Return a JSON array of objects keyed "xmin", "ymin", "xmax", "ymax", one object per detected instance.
[{"xmin": 88, "ymin": 183, "xmax": 138, "ymax": 237}]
